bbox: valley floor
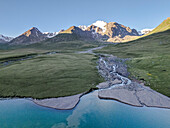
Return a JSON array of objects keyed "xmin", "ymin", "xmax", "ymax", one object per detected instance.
[
  {"xmin": 0, "ymin": 51, "xmax": 103, "ymax": 99},
  {"xmin": 0, "ymin": 30, "xmax": 170, "ymax": 109},
  {"xmin": 31, "ymin": 46, "xmax": 170, "ymax": 109}
]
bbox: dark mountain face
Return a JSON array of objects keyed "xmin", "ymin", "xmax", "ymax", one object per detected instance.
[{"xmin": 9, "ymin": 27, "xmax": 47, "ymax": 45}]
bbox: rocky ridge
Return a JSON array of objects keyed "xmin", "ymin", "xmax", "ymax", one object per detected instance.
[
  {"xmin": 9, "ymin": 27, "xmax": 47, "ymax": 45},
  {"xmin": 6, "ymin": 20, "xmax": 140, "ymax": 45},
  {"xmin": 77, "ymin": 20, "xmax": 140, "ymax": 42},
  {"xmin": 60, "ymin": 26, "xmax": 95, "ymax": 40}
]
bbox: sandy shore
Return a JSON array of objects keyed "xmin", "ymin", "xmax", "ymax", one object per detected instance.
[
  {"xmin": 98, "ymin": 82, "xmax": 170, "ymax": 108},
  {"xmin": 33, "ymin": 93, "xmax": 83, "ymax": 110}
]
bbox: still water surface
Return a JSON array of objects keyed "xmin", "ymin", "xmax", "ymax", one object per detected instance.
[{"xmin": 0, "ymin": 91, "xmax": 170, "ymax": 128}]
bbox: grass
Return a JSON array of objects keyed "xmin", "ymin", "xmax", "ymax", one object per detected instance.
[
  {"xmin": 0, "ymin": 33, "xmax": 104, "ymax": 59},
  {"xmin": 0, "ymin": 53, "xmax": 103, "ymax": 99},
  {"xmin": 140, "ymin": 17, "xmax": 170, "ymax": 38},
  {"xmin": 127, "ymin": 55, "xmax": 170, "ymax": 96},
  {"xmin": 95, "ymin": 30, "xmax": 170, "ymax": 97},
  {"xmin": 0, "ymin": 38, "xmax": 103, "ymax": 63},
  {"xmin": 0, "ymin": 38, "xmax": 105, "ymax": 99},
  {"xmin": 26, "ymin": 40, "xmax": 102, "ymax": 52},
  {"xmin": 148, "ymin": 17, "xmax": 170, "ymax": 35},
  {"xmin": 0, "ymin": 49, "xmax": 45, "ymax": 61}
]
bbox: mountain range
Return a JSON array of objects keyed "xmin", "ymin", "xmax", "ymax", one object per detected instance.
[
  {"xmin": 7, "ymin": 21, "xmax": 140, "ymax": 45},
  {"xmin": 9, "ymin": 27, "xmax": 48, "ymax": 45},
  {"xmin": 0, "ymin": 28, "xmax": 59, "ymax": 45},
  {"xmin": 1, "ymin": 18, "xmax": 169, "ymax": 45},
  {"xmin": 61, "ymin": 21, "xmax": 140, "ymax": 42}
]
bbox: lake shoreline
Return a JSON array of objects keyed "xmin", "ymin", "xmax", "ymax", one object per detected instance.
[{"xmin": 33, "ymin": 88, "xmax": 98, "ymax": 110}]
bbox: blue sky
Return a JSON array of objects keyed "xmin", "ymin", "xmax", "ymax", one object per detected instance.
[{"xmin": 0, "ymin": 0, "xmax": 170, "ymax": 37}]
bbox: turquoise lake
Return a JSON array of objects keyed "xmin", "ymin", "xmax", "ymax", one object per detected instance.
[{"xmin": 0, "ymin": 91, "xmax": 170, "ymax": 128}]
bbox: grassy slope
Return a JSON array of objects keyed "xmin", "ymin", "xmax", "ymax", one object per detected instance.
[
  {"xmin": 0, "ymin": 36, "xmax": 104, "ymax": 98},
  {"xmin": 27, "ymin": 40, "xmax": 102, "ymax": 52},
  {"xmin": 150, "ymin": 17, "xmax": 170, "ymax": 34},
  {"xmin": 0, "ymin": 53, "xmax": 103, "ymax": 99},
  {"xmin": 95, "ymin": 30, "xmax": 170, "ymax": 97},
  {"xmin": 0, "ymin": 34, "xmax": 103, "ymax": 61},
  {"xmin": 143, "ymin": 17, "xmax": 170, "ymax": 37}
]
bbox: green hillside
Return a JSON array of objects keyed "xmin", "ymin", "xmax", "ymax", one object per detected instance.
[
  {"xmin": 0, "ymin": 53, "xmax": 103, "ymax": 98},
  {"xmin": 0, "ymin": 33, "xmax": 103, "ymax": 60},
  {"xmin": 146, "ymin": 17, "xmax": 170, "ymax": 36},
  {"xmin": 26, "ymin": 34, "xmax": 102, "ymax": 52},
  {"xmin": 0, "ymin": 37, "xmax": 104, "ymax": 98}
]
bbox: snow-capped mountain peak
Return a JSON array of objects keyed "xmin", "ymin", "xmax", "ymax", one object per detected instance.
[
  {"xmin": 0, "ymin": 34, "xmax": 14, "ymax": 43},
  {"xmin": 43, "ymin": 32, "xmax": 59, "ymax": 38},
  {"xmin": 92, "ymin": 20, "xmax": 107, "ymax": 32},
  {"xmin": 138, "ymin": 28, "xmax": 154, "ymax": 35},
  {"xmin": 78, "ymin": 25, "xmax": 88, "ymax": 31}
]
